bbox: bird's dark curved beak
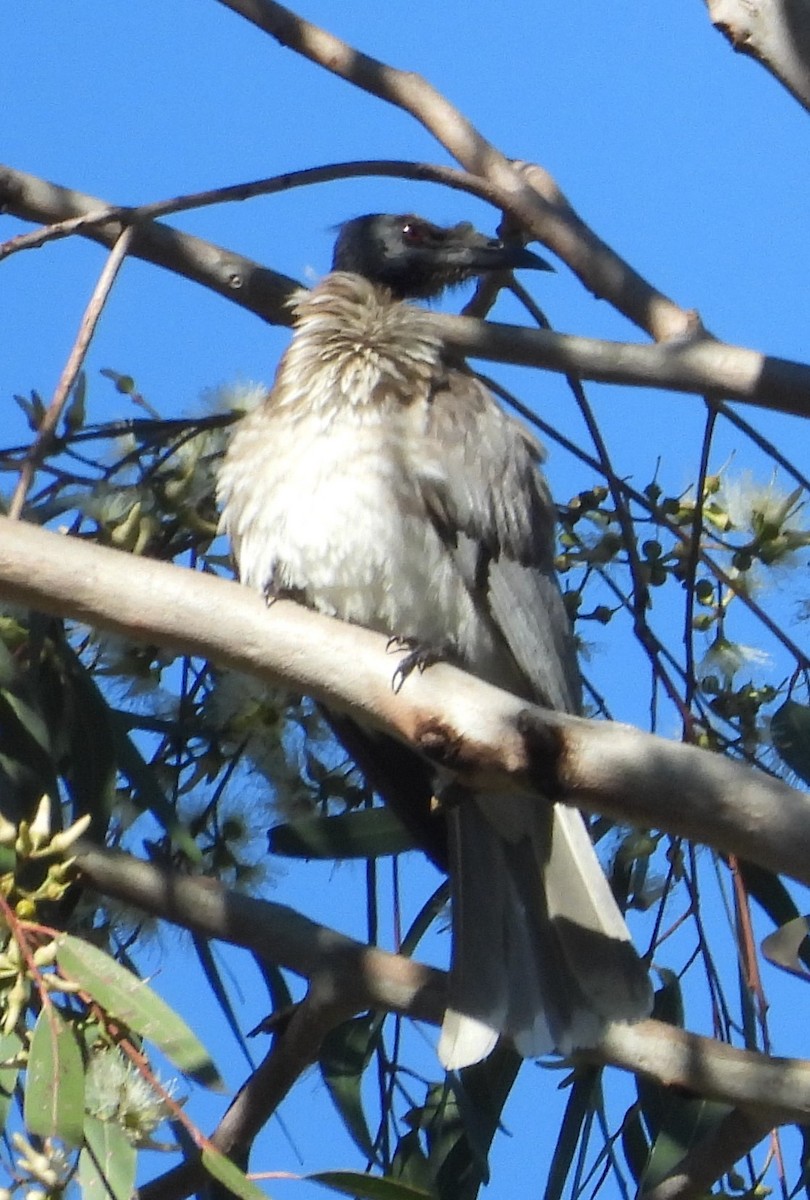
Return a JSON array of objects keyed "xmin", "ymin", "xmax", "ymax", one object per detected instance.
[
  {"xmin": 501, "ymin": 244, "xmax": 555, "ymax": 273},
  {"xmin": 447, "ymin": 237, "xmax": 555, "ymax": 275}
]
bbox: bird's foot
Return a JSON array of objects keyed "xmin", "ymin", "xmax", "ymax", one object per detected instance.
[
  {"xmin": 263, "ymin": 580, "xmax": 308, "ymax": 608},
  {"xmin": 388, "ymin": 636, "xmax": 449, "ymax": 693}
]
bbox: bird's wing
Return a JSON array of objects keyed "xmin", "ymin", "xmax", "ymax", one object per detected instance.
[{"xmin": 411, "ymin": 367, "xmax": 580, "ymax": 714}]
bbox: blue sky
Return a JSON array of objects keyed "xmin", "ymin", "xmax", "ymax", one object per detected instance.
[{"xmin": 2, "ymin": 2, "xmax": 810, "ymax": 1197}]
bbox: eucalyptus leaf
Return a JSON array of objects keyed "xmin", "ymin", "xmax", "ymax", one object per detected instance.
[
  {"xmin": 24, "ymin": 1006, "xmax": 85, "ymax": 1146},
  {"xmin": 201, "ymin": 1145, "xmax": 269, "ymax": 1200},
  {"xmin": 79, "ymin": 1116, "xmax": 137, "ymax": 1200},
  {"xmin": 620, "ymin": 1106, "xmax": 650, "ymax": 1185},
  {"xmin": 637, "ymin": 1076, "xmax": 731, "ymax": 1191},
  {"xmin": 311, "ymin": 1171, "xmax": 436, "ymax": 1200},
  {"xmin": 772, "ymin": 701, "xmax": 810, "ymax": 787},
  {"xmin": 55, "ymin": 638, "xmax": 119, "ymax": 840},
  {"xmin": 1, "ymin": 689, "xmax": 52, "ymax": 757},
  {"xmin": 0, "ymin": 1029, "xmax": 24, "ymax": 1131},
  {"xmin": 762, "ymin": 915, "xmax": 810, "ymax": 979},
  {"xmin": 193, "ymin": 935, "xmax": 254, "ymax": 1070},
  {"xmin": 269, "ymin": 808, "xmax": 415, "ymax": 860},
  {"xmin": 544, "ymin": 1069, "xmax": 600, "ymax": 1200},
  {"xmin": 56, "ymin": 934, "xmax": 223, "ymax": 1089},
  {"xmin": 319, "ymin": 1015, "xmax": 380, "ymax": 1161},
  {"xmin": 110, "ymin": 712, "xmax": 202, "ymax": 860}
]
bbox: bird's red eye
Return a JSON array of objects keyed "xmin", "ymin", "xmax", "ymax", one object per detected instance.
[{"xmin": 401, "ymin": 220, "xmax": 428, "ymax": 243}]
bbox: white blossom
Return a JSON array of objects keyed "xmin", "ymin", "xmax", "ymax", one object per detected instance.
[
  {"xmin": 202, "ymin": 380, "xmax": 267, "ymax": 416},
  {"xmin": 697, "ymin": 636, "xmax": 771, "ymax": 684},
  {"xmin": 85, "ymin": 1049, "xmax": 177, "ymax": 1145},
  {"xmin": 717, "ymin": 471, "xmax": 804, "ymax": 538},
  {"xmin": 11, "ymin": 1134, "xmax": 71, "ymax": 1191}
]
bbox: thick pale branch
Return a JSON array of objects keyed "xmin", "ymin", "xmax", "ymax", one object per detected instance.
[
  {"xmin": 433, "ymin": 314, "xmax": 810, "ymax": 419},
  {"xmin": 78, "ymin": 838, "xmax": 452, "ymax": 1200},
  {"xmin": 600, "ymin": 1021, "xmax": 810, "ymax": 1123},
  {"xmin": 3, "ymin": 162, "xmax": 809, "ymax": 417},
  {"xmin": 0, "ymin": 164, "xmax": 299, "ymax": 326},
  {"xmin": 75, "ymin": 842, "xmax": 810, "ymax": 1126},
  {"xmin": 0, "ymin": 518, "xmax": 808, "ymax": 886},
  {"xmin": 73, "ymin": 840, "xmax": 441, "ymax": 1021},
  {"xmin": 83, "ymin": 844, "xmax": 437, "ymax": 1200},
  {"xmin": 705, "ymin": 0, "xmax": 810, "ymax": 113}
]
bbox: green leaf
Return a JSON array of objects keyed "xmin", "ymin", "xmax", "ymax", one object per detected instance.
[
  {"xmin": 193, "ymin": 935, "xmax": 254, "ymax": 1070},
  {"xmin": 1, "ymin": 689, "xmax": 52, "ymax": 757},
  {"xmin": 739, "ymin": 850, "xmax": 810, "ymax": 975},
  {"xmin": 762, "ymin": 915, "xmax": 810, "ymax": 979},
  {"xmin": 0, "ymin": 640, "xmax": 16, "ymax": 689},
  {"xmin": 390, "ymin": 1129, "xmax": 436, "ymax": 1195},
  {"xmin": 396, "ymin": 1045, "xmax": 520, "ymax": 1200},
  {"xmin": 79, "ymin": 1116, "xmax": 137, "ymax": 1200},
  {"xmin": 0, "ymin": 660, "xmax": 60, "ymax": 820},
  {"xmin": 201, "ymin": 1145, "xmax": 269, "ymax": 1200},
  {"xmin": 651, "ymin": 968, "xmax": 684, "ymax": 1028},
  {"xmin": 101, "ymin": 368, "xmax": 136, "ymax": 396},
  {"xmin": 772, "ymin": 700, "xmax": 810, "ymax": 787},
  {"xmin": 637, "ymin": 1076, "xmax": 731, "ymax": 1191},
  {"xmin": 13, "ymin": 390, "xmax": 45, "ymax": 432},
  {"xmin": 399, "ymin": 882, "xmax": 448, "ymax": 957},
  {"xmin": 0, "ymin": 1029, "xmax": 24, "ymax": 1131},
  {"xmin": 739, "ymin": 858, "xmax": 802, "ymax": 929},
  {"xmin": 63, "ymin": 371, "xmax": 87, "ymax": 434},
  {"xmin": 441, "ymin": 1043, "xmax": 520, "ymax": 1193},
  {"xmin": 417, "ymin": 1083, "xmax": 477, "ymax": 1196},
  {"xmin": 269, "ymin": 809, "xmax": 415, "ymax": 860},
  {"xmin": 55, "ymin": 934, "xmax": 223, "ymax": 1089},
  {"xmin": 54, "ymin": 638, "xmax": 118, "ymax": 841},
  {"xmin": 620, "ymin": 1105, "xmax": 650, "ymax": 1185},
  {"xmin": 319, "ymin": 1015, "xmax": 380, "ymax": 1161},
  {"xmin": 24, "ymin": 1006, "xmax": 85, "ymax": 1146},
  {"xmin": 543, "ymin": 1069, "xmax": 600, "ymax": 1200},
  {"xmin": 310, "ymin": 1171, "xmax": 435, "ymax": 1200}
]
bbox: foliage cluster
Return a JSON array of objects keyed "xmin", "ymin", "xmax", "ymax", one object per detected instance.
[{"xmin": 0, "ymin": 357, "xmax": 807, "ymax": 1197}]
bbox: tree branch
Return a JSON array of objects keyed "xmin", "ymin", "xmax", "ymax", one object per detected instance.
[
  {"xmin": 0, "ymin": 158, "xmax": 536, "ymax": 264},
  {"xmin": 137, "ymin": 998, "xmax": 348, "ymax": 1200},
  {"xmin": 639, "ymin": 1108, "xmax": 778, "ymax": 1200},
  {"xmin": 8, "ymin": 226, "xmax": 135, "ymax": 519},
  {"xmin": 74, "ymin": 840, "xmax": 443, "ymax": 1023},
  {"xmin": 2, "ymin": 162, "xmax": 810, "ymax": 418},
  {"xmin": 72, "ymin": 841, "xmax": 810, "ymax": 1128},
  {"xmin": 0, "ymin": 518, "xmax": 808, "ymax": 886},
  {"xmin": 0, "ymin": 163, "xmax": 300, "ymax": 327},
  {"xmin": 431, "ymin": 313, "xmax": 810, "ymax": 419},
  {"xmin": 704, "ymin": 0, "xmax": 810, "ymax": 113},
  {"xmin": 213, "ymin": 0, "xmax": 692, "ymax": 342}
]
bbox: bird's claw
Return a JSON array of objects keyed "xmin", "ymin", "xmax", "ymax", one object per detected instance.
[{"xmin": 388, "ymin": 636, "xmax": 446, "ymax": 693}]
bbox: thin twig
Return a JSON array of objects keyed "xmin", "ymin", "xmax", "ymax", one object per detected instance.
[
  {"xmin": 682, "ymin": 404, "xmax": 718, "ymax": 722},
  {"xmin": 0, "ymin": 158, "xmax": 513, "ymax": 264},
  {"xmin": 7, "ymin": 225, "xmax": 135, "ymax": 520}
]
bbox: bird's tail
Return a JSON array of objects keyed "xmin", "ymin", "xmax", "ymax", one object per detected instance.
[{"xmin": 437, "ymin": 795, "xmax": 652, "ymax": 1070}]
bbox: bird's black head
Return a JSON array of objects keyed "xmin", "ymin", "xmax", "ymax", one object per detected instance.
[{"xmin": 331, "ymin": 213, "xmax": 553, "ymax": 300}]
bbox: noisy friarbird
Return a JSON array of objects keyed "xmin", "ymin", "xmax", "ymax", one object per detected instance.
[{"xmin": 217, "ymin": 214, "xmax": 652, "ymax": 1068}]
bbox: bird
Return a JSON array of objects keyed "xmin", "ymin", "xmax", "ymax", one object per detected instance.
[{"xmin": 216, "ymin": 213, "xmax": 652, "ymax": 1069}]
